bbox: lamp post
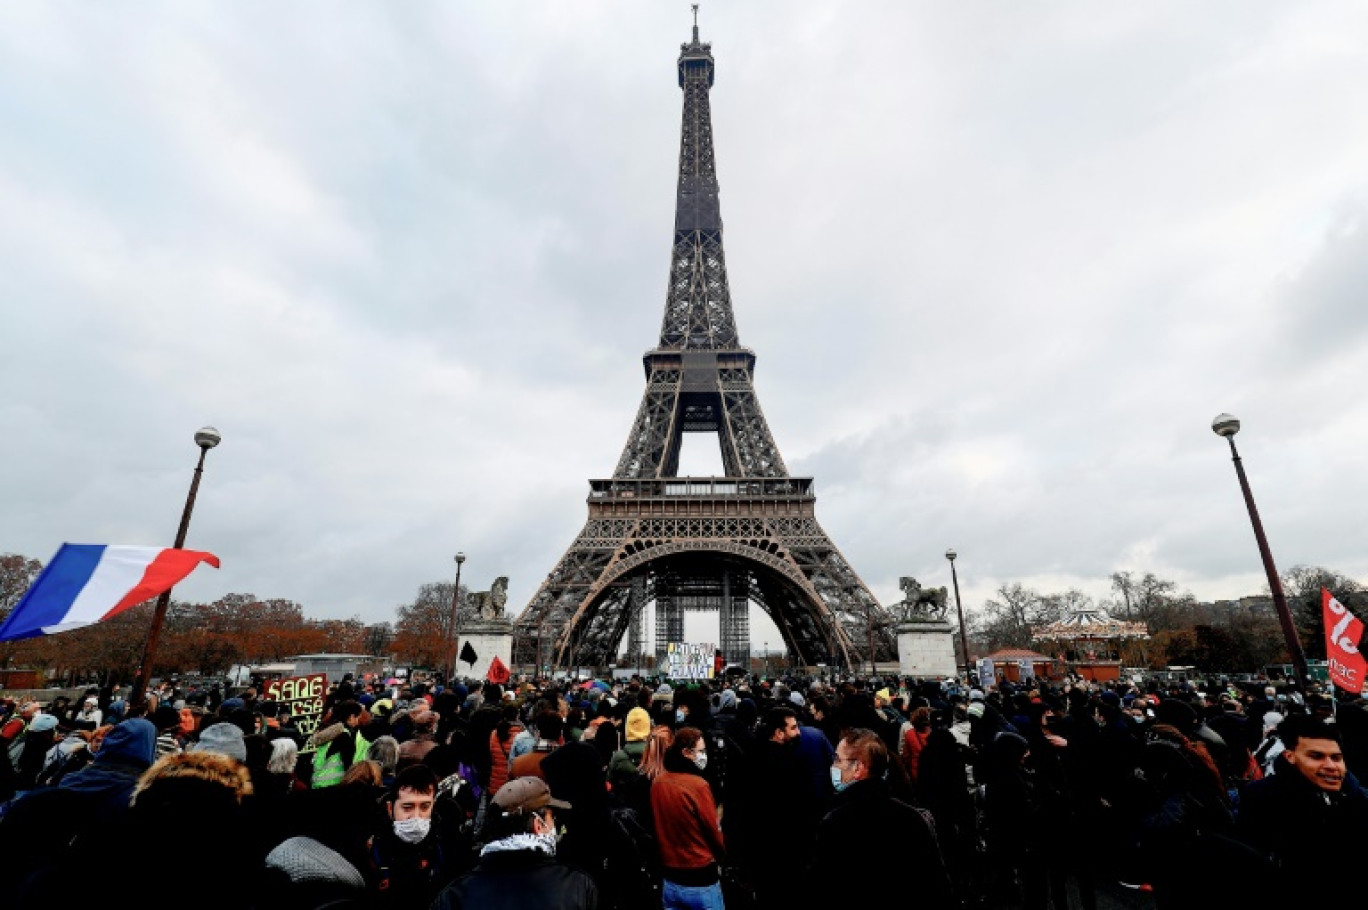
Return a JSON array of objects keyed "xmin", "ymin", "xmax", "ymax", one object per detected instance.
[
  {"xmin": 763, "ymin": 641, "xmax": 769, "ymax": 677},
  {"xmin": 1211, "ymin": 414, "xmax": 1309, "ymax": 692},
  {"xmin": 446, "ymin": 552, "xmax": 465, "ymax": 684},
  {"xmin": 129, "ymin": 426, "xmax": 221, "ymax": 710},
  {"xmin": 946, "ymin": 549, "xmax": 971, "ymax": 677}
]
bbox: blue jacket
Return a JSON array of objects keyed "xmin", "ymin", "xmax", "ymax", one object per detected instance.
[{"xmin": 58, "ymin": 718, "xmax": 157, "ymax": 828}]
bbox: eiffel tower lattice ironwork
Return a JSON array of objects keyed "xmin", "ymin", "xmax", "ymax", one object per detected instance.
[{"xmin": 512, "ymin": 21, "xmax": 896, "ymax": 672}]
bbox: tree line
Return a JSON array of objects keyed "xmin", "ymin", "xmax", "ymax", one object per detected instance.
[
  {"xmin": 0, "ymin": 552, "xmax": 483, "ymax": 683},
  {"xmin": 965, "ymin": 565, "xmax": 1365, "ymax": 672}
]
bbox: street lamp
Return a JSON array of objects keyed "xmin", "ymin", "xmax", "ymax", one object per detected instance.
[
  {"xmin": 129, "ymin": 426, "xmax": 221, "ymax": 709},
  {"xmin": 946, "ymin": 549, "xmax": 971, "ymax": 677},
  {"xmin": 446, "ymin": 552, "xmax": 466, "ymax": 684},
  {"xmin": 1211, "ymin": 414, "xmax": 1309, "ymax": 692}
]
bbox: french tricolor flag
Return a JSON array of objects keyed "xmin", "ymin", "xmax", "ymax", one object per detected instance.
[{"xmin": 0, "ymin": 544, "xmax": 220, "ymax": 641}]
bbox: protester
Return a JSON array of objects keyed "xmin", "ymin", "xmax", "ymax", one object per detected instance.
[
  {"xmin": 651, "ymin": 726, "xmax": 726, "ymax": 910},
  {"xmin": 434, "ymin": 776, "xmax": 596, "ymax": 910},
  {"xmin": 0, "ymin": 668, "xmax": 1361, "ymax": 908},
  {"xmin": 811, "ymin": 727, "xmax": 952, "ymax": 907},
  {"xmin": 1237, "ymin": 713, "xmax": 1368, "ymax": 891}
]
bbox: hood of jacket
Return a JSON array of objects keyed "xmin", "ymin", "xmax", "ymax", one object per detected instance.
[{"xmin": 92, "ymin": 718, "xmax": 156, "ymax": 769}]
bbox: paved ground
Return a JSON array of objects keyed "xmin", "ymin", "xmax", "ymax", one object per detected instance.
[{"xmin": 980, "ymin": 878, "xmax": 1157, "ymax": 909}]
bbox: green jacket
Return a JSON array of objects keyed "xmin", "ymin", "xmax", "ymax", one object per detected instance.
[
  {"xmin": 311, "ymin": 726, "xmax": 371, "ymax": 788},
  {"xmin": 607, "ymin": 740, "xmax": 647, "ymax": 786}
]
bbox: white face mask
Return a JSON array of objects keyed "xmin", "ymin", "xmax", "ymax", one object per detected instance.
[
  {"xmin": 392, "ymin": 817, "xmax": 431, "ymax": 844},
  {"xmin": 693, "ymin": 751, "xmax": 708, "ymax": 771}
]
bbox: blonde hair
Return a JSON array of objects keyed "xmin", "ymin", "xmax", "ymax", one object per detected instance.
[{"xmin": 133, "ymin": 752, "xmax": 253, "ymax": 804}]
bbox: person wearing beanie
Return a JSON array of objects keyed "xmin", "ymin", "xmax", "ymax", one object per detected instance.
[
  {"xmin": 397, "ymin": 708, "xmax": 439, "ymax": 770},
  {"xmin": 262, "ymin": 836, "xmax": 366, "ymax": 910},
  {"xmin": 151, "ymin": 705, "xmax": 184, "ymax": 758},
  {"xmin": 607, "ymin": 707, "xmax": 652, "ymax": 792},
  {"xmin": 192, "ymin": 720, "xmax": 248, "ymax": 763}
]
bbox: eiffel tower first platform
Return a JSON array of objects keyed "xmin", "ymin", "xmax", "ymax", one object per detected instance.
[{"xmin": 512, "ymin": 20, "xmax": 896, "ymax": 672}]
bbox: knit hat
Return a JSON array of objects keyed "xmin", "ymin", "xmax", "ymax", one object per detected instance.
[
  {"xmin": 30, "ymin": 713, "xmax": 59, "ymax": 732},
  {"xmin": 1263, "ymin": 711, "xmax": 1284, "ymax": 732},
  {"xmin": 789, "ymin": 691, "xmax": 805, "ymax": 708},
  {"xmin": 265, "ymin": 837, "xmax": 366, "ymax": 890},
  {"xmin": 966, "ymin": 703, "xmax": 985, "ymax": 718},
  {"xmin": 220, "ymin": 697, "xmax": 245, "ymax": 713},
  {"xmin": 625, "ymin": 707, "xmax": 651, "ymax": 743},
  {"xmin": 191, "ymin": 721, "xmax": 247, "ymax": 762},
  {"xmin": 151, "ymin": 705, "xmax": 182, "ymax": 732}
]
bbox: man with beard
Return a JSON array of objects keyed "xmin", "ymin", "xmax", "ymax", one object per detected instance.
[{"xmin": 744, "ymin": 707, "xmax": 810, "ymax": 910}]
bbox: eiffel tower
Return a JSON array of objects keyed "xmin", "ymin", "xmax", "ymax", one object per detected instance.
[{"xmin": 512, "ymin": 18, "xmax": 896, "ymax": 672}]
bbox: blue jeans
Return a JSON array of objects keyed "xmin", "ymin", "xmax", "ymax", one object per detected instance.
[{"xmin": 662, "ymin": 879, "xmax": 724, "ymax": 910}]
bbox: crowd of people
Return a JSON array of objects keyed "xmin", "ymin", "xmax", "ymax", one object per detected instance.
[{"xmin": 0, "ymin": 669, "xmax": 1364, "ymax": 909}]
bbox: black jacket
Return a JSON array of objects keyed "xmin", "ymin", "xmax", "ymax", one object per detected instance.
[
  {"xmin": 1237, "ymin": 758, "xmax": 1368, "ymax": 890},
  {"xmin": 808, "ymin": 778, "xmax": 953, "ymax": 909},
  {"xmin": 431, "ymin": 850, "xmax": 598, "ymax": 910}
]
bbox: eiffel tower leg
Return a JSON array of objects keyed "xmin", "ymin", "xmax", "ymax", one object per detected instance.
[
  {"xmin": 718, "ymin": 570, "xmax": 750, "ymax": 670},
  {"xmin": 513, "ymin": 518, "xmax": 634, "ymax": 669},
  {"xmin": 627, "ymin": 576, "xmax": 646, "ymax": 669}
]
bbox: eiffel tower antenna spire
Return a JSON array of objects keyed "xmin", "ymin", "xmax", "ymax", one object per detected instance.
[{"xmin": 692, "ymin": 4, "xmax": 700, "ymax": 43}]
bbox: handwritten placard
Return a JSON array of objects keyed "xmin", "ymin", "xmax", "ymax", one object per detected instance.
[{"xmin": 264, "ymin": 673, "xmax": 326, "ymax": 752}]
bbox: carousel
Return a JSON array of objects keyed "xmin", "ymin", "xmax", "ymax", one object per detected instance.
[{"xmin": 1032, "ymin": 607, "xmax": 1149, "ymax": 682}]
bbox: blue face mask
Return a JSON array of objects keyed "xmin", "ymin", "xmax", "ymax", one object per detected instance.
[
  {"xmin": 675, "ymin": 709, "xmax": 687, "ymax": 724},
  {"xmin": 830, "ymin": 765, "xmax": 851, "ymax": 793}
]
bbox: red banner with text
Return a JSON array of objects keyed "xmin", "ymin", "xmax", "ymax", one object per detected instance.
[{"xmin": 1323, "ymin": 588, "xmax": 1366, "ymax": 694}]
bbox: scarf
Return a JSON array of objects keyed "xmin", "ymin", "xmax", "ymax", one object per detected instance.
[{"xmin": 479, "ymin": 832, "xmax": 556, "ymax": 857}]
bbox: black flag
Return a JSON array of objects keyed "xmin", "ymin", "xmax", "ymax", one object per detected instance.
[{"xmin": 459, "ymin": 640, "xmax": 478, "ymax": 666}]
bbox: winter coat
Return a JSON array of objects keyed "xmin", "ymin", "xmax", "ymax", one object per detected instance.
[
  {"xmin": 808, "ymin": 778, "xmax": 952, "ymax": 909},
  {"xmin": 1237, "ymin": 757, "xmax": 1368, "ymax": 889},
  {"xmin": 431, "ymin": 849, "xmax": 598, "ymax": 910}
]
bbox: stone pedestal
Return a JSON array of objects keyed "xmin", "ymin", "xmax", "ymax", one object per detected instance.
[
  {"xmin": 456, "ymin": 618, "xmax": 513, "ymax": 682},
  {"xmin": 897, "ymin": 619, "xmax": 959, "ymax": 679}
]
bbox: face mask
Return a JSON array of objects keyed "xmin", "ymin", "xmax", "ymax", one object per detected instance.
[
  {"xmin": 675, "ymin": 709, "xmax": 687, "ymax": 724},
  {"xmin": 693, "ymin": 751, "xmax": 708, "ymax": 770},
  {"xmin": 392, "ymin": 817, "xmax": 431, "ymax": 844},
  {"xmin": 830, "ymin": 766, "xmax": 850, "ymax": 793}
]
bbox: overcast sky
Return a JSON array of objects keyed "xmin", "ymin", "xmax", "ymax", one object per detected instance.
[{"xmin": 3, "ymin": 2, "xmax": 1368, "ymax": 647}]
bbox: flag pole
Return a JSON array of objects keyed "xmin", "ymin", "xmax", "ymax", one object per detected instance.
[{"xmin": 129, "ymin": 427, "xmax": 220, "ymax": 711}]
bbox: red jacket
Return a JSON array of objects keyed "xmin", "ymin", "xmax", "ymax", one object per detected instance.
[
  {"xmin": 651, "ymin": 768, "xmax": 725, "ymax": 876},
  {"xmin": 902, "ymin": 726, "xmax": 930, "ymax": 782}
]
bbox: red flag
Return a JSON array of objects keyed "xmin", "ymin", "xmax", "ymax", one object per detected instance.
[
  {"xmin": 1323, "ymin": 588, "xmax": 1366, "ymax": 694},
  {"xmin": 486, "ymin": 655, "xmax": 511, "ymax": 685}
]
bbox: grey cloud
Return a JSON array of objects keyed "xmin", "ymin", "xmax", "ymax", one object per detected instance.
[{"xmin": 3, "ymin": 2, "xmax": 1368, "ymax": 636}]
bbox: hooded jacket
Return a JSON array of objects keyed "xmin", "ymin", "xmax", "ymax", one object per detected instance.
[{"xmin": 59, "ymin": 718, "xmax": 157, "ymax": 826}]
